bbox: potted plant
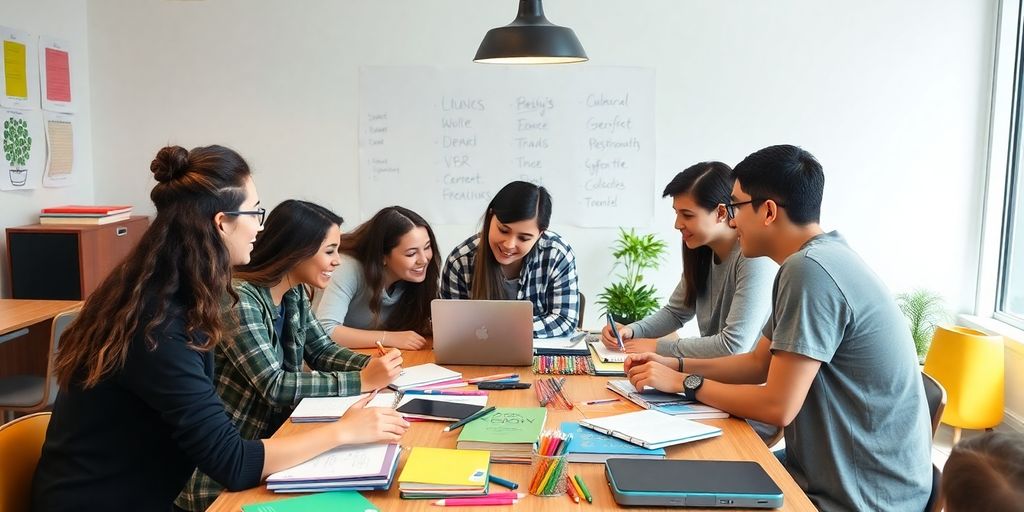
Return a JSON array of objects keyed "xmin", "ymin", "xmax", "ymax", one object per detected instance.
[
  {"xmin": 3, "ymin": 116, "xmax": 31, "ymax": 187},
  {"xmin": 596, "ymin": 228, "xmax": 668, "ymax": 325},
  {"xmin": 896, "ymin": 289, "xmax": 950, "ymax": 364}
]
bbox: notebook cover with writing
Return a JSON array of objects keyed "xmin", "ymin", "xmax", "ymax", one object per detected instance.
[
  {"xmin": 398, "ymin": 447, "xmax": 490, "ymax": 487},
  {"xmin": 560, "ymin": 421, "xmax": 666, "ymax": 463},
  {"xmin": 455, "ymin": 407, "xmax": 548, "ymax": 444}
]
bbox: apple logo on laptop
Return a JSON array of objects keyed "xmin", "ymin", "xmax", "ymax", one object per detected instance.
[{"xmin": 475, "ymin": 326, "xmax": 489, "ymax": 341}]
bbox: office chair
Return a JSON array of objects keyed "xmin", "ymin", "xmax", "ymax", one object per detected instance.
[{"xmin": 0, "ymin": 412, "xmax": 50, "ymax": 512}]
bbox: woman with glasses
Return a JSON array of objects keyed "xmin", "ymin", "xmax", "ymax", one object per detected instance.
[
  {"xmin": 601, "ymin": 161, "xmax": 777, "ymax": 359},
  {"xmin": 316, "ymin": 206, "xmax": 440, "ymax": 350},
  {"xmin": 440, "ymin": 180, "xmax": 579, "ymax": 338},
  {"xmin": 32, "ymin": 146, "xmax": 407, "ymax": 512},
  {"xmin": 174, "ymin": 200, "xmax": 408, "ymax": 511}
]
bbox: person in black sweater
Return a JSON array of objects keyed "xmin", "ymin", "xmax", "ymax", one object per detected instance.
[{"xmin": 31, "ymin": 145, "xmax": 409, "ymax": 512}]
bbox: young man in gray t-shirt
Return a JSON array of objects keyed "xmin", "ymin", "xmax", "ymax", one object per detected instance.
[{"xmin": 625, "ymin": 145, "xmax": 932, "ymax": 511}]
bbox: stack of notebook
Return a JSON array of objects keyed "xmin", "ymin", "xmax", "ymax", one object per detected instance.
[
  {"xmin": 579, "ymin": 409, "xmax": 723, "ymax": 449},
  {"xmin": 456, "ymin": 407, "xmax": 547, "ymax": 463},
  {"xmin": 588, "ymin": 343, "xmax": 626, "ymax": 376},
  {"xmin": 560, "ymin": 421, "xmax": 666, "ymax": 463},
  {"xmin": 607, "ymin": 379, "xmax": 728, "ymax": 419},
  {"xmin": 397, "ymin": 447, "xmax": 490, "ymax": 498},
  {"xmin": 388, "ymin": 364, "xmax": 463, "ymax": 391},
  {"xmin": 266, "ymin": 443, "xmax": 401, "ymax": 492},
  {"xmin": 289, "ymin": 393, "xmax": 396, "ymax": 423},
  {"xmin": 39, "ymin": 205, "xmax": 133, "ymax": 225}
]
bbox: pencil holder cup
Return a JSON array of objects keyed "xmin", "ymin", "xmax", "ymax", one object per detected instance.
[{"xmin": 528, "ymin": 451, "xmax": 569, "ymax": 497}]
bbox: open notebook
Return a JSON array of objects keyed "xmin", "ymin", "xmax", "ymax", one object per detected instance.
[
  {"xmin": 579, "ymin": 409, "xmax": 722, "ymax": 449},
  {"xmin": 590, "ymin": 341, "xmax": 627, "ymax": 363},
  {"xmin": 289, "ymin": 393, "xmax": 396, "ymax": 423}
]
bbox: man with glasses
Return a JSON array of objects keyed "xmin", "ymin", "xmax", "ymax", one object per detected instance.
[{"xmin": 625, "ymin": 145, "xmax": 931, "ymax": 511}]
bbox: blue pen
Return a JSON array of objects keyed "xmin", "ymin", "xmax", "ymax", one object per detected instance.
[
  {"xmin": 606, "ymin": 312, "xmax": 625, "ymax": 351},
  {"xmin": 488, "ymin": 473, "xmax": 519, "ymax": 490}
]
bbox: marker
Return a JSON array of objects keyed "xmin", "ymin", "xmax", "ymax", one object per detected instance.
[
  {"xmin": 433, "ymin": 498, "xmax": 518, "ymax": 506},
  {"xmin": 443, "ymin": 406, "xmax": 496, "ymax": 432},
  {"xmin": 582, "ymin": 398, "xmax": 620, "ymax": 405},
  {"xmin": 487, "ymin": 474, "xmax": 519, "ymax": 490},
  {"xmin": 477, "ymin": 382, "xmax": 531, "ymax": 390},
  {"xmin": 606, "ymin": 312, "xmax": 625, "ymax": 351},
  {"xmin": 404, "ymin": 389, "xmax": 488, "ymax": 396},
  {"xmin": 466, "ymin": 372, "xmax": 517, "ymax": 383}
]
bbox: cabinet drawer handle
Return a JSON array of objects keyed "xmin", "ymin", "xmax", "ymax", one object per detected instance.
[{"xmin": 116, "ymin": 227, "xmax": 128, "ymax": 237}]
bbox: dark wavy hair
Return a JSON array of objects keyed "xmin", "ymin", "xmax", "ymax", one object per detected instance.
[
  {"xmin": 55, "ymin": 145, "xmax": 251, "ymax": 389},
  {"xmin": 662, "ymin": 161, "xmax": 734, "ymax": 308},
  {"xmin": 339, "ymin": 206, "xmax": 439, "ymax": 334},
  {"xmin": 942, "ymin": 431, "xmax": 1024, "ymax": 511},
  {"xmin": 471, "ymin": 181, "xmax": 552, "ymax": 300},
  {"xmin": 234, "ymin": 200, "xmax": 343, "ymax": 297}
]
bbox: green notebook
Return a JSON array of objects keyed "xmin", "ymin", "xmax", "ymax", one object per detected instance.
[
  {"xmin": 241, "ymin": 491, "xmax": 379, "ymax": 512},
  {"xmin": 455, "ymin": 407, "xmax": 548, "ymax": 444}
]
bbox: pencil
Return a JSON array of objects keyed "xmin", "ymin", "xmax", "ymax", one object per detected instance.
[
  {"xmin": 565, "ymin": 475, "xmax": 580, "ymax": 503},
  {"xmin": 569, "ymin": 473, "xmax": 586, "ymax": 501},
  {"xmin": 574, "ymin": 474, "xmax": 593, "ymax": 503},
  {"xmin": 375, "ymin": 340, "xmax": 387, "ymax": 356}
]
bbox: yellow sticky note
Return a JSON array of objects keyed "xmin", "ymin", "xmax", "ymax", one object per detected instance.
[{"xmin": 4, "ymin": 40, "xmax": 28, "ymax": 99}]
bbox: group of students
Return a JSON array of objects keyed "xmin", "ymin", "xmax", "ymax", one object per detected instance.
[{"xmin": 25, "ymin": 143, "xmax": 1021, "ymax": 512}]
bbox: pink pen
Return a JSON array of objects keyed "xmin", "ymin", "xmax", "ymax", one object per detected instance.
[
  {"xmin": 481, "ymin": 492, "xmax": 526, "ymax": 500},
  {"xmin": 404, "ymin": 389, "xmax": 488, "ymax": 396},
  {"xmin": 433, "ymin": 497, "xmax": 519, "ymax": 506}
]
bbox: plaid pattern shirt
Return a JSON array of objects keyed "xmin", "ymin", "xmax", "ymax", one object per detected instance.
[
  {"xmin": 175, "ymin": 281, "xmax": 370, "ymax": 511},
  {"xmin": 440, "ymin": 231, "xmax": 579, "ymax": 338}
]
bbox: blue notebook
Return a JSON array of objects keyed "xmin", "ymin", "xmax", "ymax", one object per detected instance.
[{"xmin": 560, "ymin": 421, "xmax": 667, "ymax": 464}]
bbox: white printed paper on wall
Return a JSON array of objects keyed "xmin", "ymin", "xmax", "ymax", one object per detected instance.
[
  {"xmin": 1, "ymin": 108, "xmax": 44, "ymax": 190},
  {"xmin": 0, "ymin": 26, "xmax": 39, "ymax": 110},
  {"xmin": 38, "ymin": 36, "xmax": 75, "ymax": 113},
  {"xmin": 358, "ymin": 66, "xmax": 656, "ymax": 228},
  {"xmin": 43, "ymin": 111, "xmax": 74, "ymax": 187}
]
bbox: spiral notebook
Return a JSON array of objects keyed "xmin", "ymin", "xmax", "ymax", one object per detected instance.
[
  {"xmin": 578, "ymin": 409, "xmax": 722, "ymax": 449},
  {"xmin": 590, "ymin": 341, "xmax": 628, "ymax": 363}
]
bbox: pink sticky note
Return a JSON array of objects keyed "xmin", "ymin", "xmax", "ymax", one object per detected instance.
[{"xmin": 45, "ymin": 48, "xmax": 71, "ymax": 102}]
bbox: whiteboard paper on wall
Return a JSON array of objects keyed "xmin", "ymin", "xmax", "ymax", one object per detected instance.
[
  {"xmin": 43, "ymin": 111, "xmax": 74, "ymax": 187},
  {"xmin": 0, "ymin": 26, "xmax": 39, "ymax": 110},
  {"xmin": 37, "ymin": 36, "xmax": 75, "ymax": 113},
  {"xmin": 1, "ymin": 108, "xmax": 44, "ymax": 191},
  {"xmin": 359, "ymin": 66, "xmax": 655, "ymax": 228}
]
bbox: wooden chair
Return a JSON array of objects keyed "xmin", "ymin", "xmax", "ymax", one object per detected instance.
[
  {"xmin": 0, "ymin": 412, "xmax": 51, "ymax": 512},
  {"xmin": 0, "ymin": 310, "xmax": 78, "ymax": 422},
  {"xmin": 922, "ymin": 371, "xmax": 947, "ymax": 439}
]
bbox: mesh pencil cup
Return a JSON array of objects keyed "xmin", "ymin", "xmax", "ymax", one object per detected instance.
[{"xmin": 529, "ymin": 451, "xmax": 569, "ymax": 497}]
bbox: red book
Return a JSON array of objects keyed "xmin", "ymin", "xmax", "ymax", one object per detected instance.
[{"xmin": 41, "ymin": 205, "xmax": 132, "ymax": 215}]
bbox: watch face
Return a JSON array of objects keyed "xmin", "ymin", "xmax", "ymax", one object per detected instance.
[{"xmin": 684, "ymin": 374, "xmax": 703, "ymax": 390}]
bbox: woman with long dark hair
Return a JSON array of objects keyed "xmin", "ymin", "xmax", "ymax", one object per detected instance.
[
  {"xmin": 174, "ymin": 199, "xmax": 406, "ymax": 511},
  {"xmin": 316, "ymin": 206, "xmax": 440, "ymax": 349},
  {"xmin": 32, "ymin": 146, "xmax": 407, "ymax": 512},
  {"xmin": 601, "ymin": 162, "xmax": 776, "ymax": 357},
  {"xmin": 440, "ymin": 181, "xmax": 579, "ymax": 338}
]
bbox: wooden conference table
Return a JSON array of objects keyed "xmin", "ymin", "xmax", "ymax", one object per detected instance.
[
  {"xmin": 0, "ymin": 299, "xmax": 82, "ymax": 377},
  {"xmin": 209, "ymin": 348, "xmax": 815, "ymax": 511}
]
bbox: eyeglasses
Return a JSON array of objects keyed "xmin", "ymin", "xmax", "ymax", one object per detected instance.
[
  {"xmin": 223, "ymin": 206, "xmax": 266, "ymax": 226},
  {"xmin": 725, "ymin": 199, "xmax": 786, "ymax": 220}
]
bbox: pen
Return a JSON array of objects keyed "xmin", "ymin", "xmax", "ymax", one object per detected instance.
[
  {"xmin": 433, "ymin": 498, "xmax": 518, "ymax": 506},
  {"xmin": 404, "ymin": 389, "xmax": 488, "ymax": 396},
  {"xmin": 466, "ymin": 372, "xmax": 517, "ymax": 383},
  {"xmin": 443, "ymin": 405, "xmax": 495, "ymax": 432},
  {"xmin": 606, "ymin": 312, "xmax": 625, "ymax": 351},
  {"xmin": 582, "ymin": 398, "xmax": 619, "ymax": 405},
  {"xmin": 477, "ymin": 382, "xmax": 530, "ymax": 390},
  {"xmin": 487, "ymin": 474, "xmax": 520, "ymax": 490}
]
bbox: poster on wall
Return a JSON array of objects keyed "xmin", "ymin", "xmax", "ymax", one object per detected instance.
[
  {"xmin": 38, "ymin": 36, "xmax": 74, "ymax": 113},
  {"xmin": 0, "ymin": 26, "xmax": 38, "ymax": 110},
  {"xmin": 43, "ymin": 111, "xmax": 74, "ymax": 187},
  {"xmin": 1, "ymin": 109, "xmax": 44, "ymax": 191}
]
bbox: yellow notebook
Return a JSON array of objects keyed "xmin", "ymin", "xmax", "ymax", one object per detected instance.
[
  {"xmin": 398, "ymin": 447, "xmax": 490, "ymax": 487},
  {"xmin": 589, "ymin": 344, "xmax": 626, "ymax": 375}
]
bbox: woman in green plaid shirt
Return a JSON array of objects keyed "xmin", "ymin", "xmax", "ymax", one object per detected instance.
[{"xmin": 175, "ymin": 200, "xmax": 409, "ymax": 511}]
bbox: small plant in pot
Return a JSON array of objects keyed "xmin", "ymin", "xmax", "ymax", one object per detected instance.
[
  {"xmin": 3, "ymin": 117, "xmax": 31, "ymax": 187},
  {"xmin": 896, "ymin": 288, "xmax": 950, "ymax": 364},
  {"xmin": 597, "ymin": 228, "xmax": 667, "ymax": 325}
]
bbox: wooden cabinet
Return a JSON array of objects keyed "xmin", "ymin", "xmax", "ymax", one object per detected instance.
[{"xmin": 6, "ymin": 216, "xmax": 149, "ymax": 300}]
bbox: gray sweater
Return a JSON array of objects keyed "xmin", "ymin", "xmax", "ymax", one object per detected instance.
[
  {"xmin": 629, "ymin": 244, "xmax": 776, "ymax": 358},
  {"xmin": 316, "ymin": 254, "xmax": 405, "ymax": 333}
]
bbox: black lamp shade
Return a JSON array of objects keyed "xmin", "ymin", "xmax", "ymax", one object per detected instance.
[{"xmin": 474, "ymin": 0, "xmax": 587, "ymax": 64}]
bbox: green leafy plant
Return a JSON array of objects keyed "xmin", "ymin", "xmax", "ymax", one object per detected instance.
[
  {"xmin": 896, "ymin": 289, "xmax": 949, "ymax": 363},
  {"xmin": 3, "ymin": 117, "xmax": 31, "ymax": 168},
  {"xmin": 596, "ymin": 228, "xmax": 668, "ymax": 324}
]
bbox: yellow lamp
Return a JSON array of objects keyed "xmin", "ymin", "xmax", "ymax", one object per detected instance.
[{"xmin": 922, "ymin": 325, "xmax": 1004, "ymax": 443}]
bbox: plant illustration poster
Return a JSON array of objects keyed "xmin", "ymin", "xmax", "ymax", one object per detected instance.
[{"xmin": 1, "ymin": 108, "xmax": 43, "ymax": 190}]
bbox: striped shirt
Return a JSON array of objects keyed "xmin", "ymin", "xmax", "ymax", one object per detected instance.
[
  {"xmin": 174, "ymin": 280, "xmax": 370, "ymax": 511},
  {"xmin": 440, "ymin": 231, "xmax": 579, "ymax": 338}
]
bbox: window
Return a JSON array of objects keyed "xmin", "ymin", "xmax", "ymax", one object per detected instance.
[{"xmin": 997, "ymin": 4, "xmax": 1024, "ymax": 330}]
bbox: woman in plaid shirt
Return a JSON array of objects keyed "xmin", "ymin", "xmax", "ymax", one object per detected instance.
[
  {"xmin": 175, "ymin": 200, "xmax": 409, "ymax": 511},
  {"xmin": 440, "ymin": 181, "xmax": 579, "ymax": 338}
]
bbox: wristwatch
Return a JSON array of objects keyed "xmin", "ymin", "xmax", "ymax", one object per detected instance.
[{"xmin": 682, "ymin": 374, "xmax": 704, "ymax": 402}]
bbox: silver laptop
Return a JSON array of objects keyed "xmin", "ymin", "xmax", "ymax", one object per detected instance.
[{"xmin": 431, "ymin": 299, "xmax": 534, "ymax": 366}]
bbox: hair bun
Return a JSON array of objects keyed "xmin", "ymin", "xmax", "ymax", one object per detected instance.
[{"xmin": 150, "ymin": 146, "xmax": 190, "ymax": 183}]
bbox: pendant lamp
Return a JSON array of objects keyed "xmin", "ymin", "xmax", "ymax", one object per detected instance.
[{"xmin": 474, "ymin": 0, "xmax": 588, "ymax": 64}]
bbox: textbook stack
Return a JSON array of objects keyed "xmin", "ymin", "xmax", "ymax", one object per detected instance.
[
  {"xmin": 456, "ymin": 407, "xmax": 547, "ymax": 463},
  {"xmin": 39, "ymin": 205, "xmax": 133, "ymax": 225},
  {"xmin": 397, "ymin": 447, "xmax": 491, "ymax": 499},
  {"xmin": 265, "ymin": 443, "xmax": 401, "ymax": 492},
  {"xmin": 388, "ymin": 363, "xmax": 464, "ymax": 391}
]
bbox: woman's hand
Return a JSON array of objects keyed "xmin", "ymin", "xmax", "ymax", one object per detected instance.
[
  {"xmin": 359, "ymin": 348, "xmax": 403, "ymax": 392},
  {"xmin": 601, "ymin": 322, "xmax": 634, "ymax": 350},
  {"xmin": 334, "ymin": 393, "xmax": 410, "ymax": 444},
  {"xmin": 384, "ymin": 331, "xmax": 427, "ymax": 350}
]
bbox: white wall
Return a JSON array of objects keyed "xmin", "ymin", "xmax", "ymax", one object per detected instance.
[{"xmin": 0, "ymin": 0, "xmax": 94, "ymax": 298}]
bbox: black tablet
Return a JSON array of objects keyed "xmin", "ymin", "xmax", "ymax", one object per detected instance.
[{"xmin": 605, "ymin": 458, "xmax": 784, "ymax": 508}]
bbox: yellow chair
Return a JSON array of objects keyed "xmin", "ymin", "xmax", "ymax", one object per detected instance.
[
  {"xmin": 922, "ymin": 325, "xmax": 1004, "ymax": 443},
  {"xmin": 0, "ymin": 412, "xmax": 51, "ymax": 512}
]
